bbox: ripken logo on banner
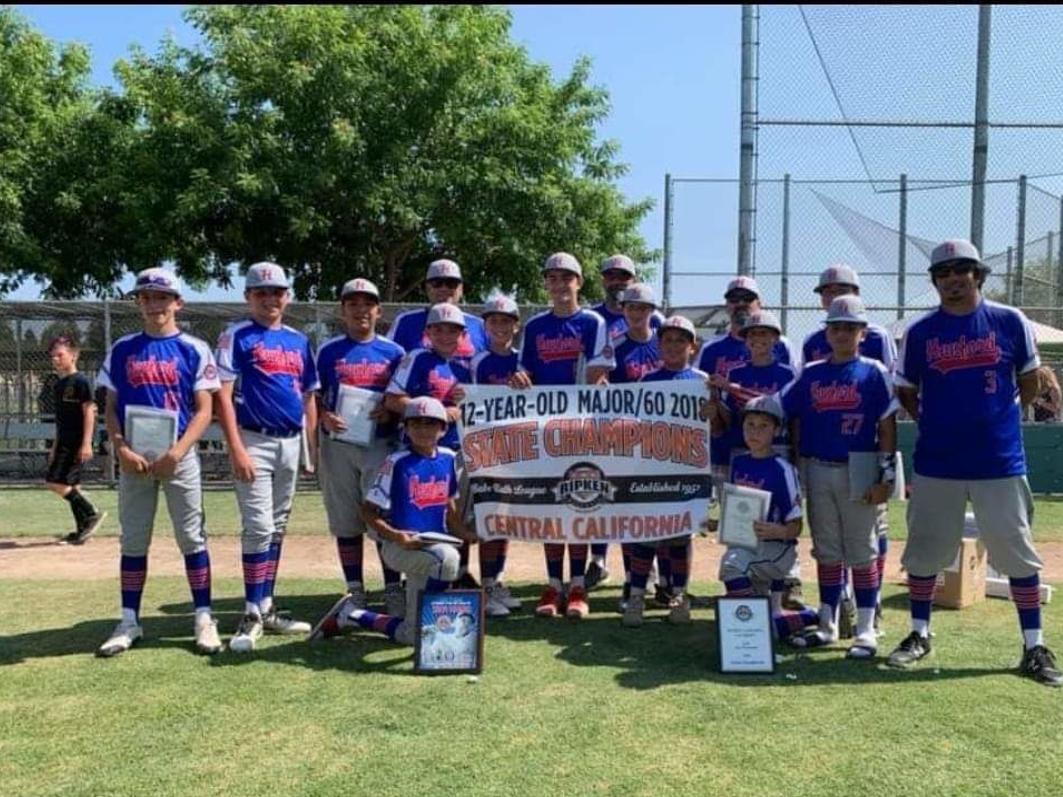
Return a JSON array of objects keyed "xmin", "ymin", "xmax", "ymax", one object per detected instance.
[{"xmin": 552, "ymin": 462, "xmax": 617, "ymax": 512}]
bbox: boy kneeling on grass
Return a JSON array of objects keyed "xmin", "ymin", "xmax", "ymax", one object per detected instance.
[{"xmin": 309, "ymin": 397, "xmax": 478, "ymax": 645}]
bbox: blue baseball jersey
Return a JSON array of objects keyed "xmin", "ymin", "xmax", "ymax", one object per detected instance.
[
  {"xmin": 366, "ymin": 446, "xmax": 459, "ymax": 535},
  {"xmin": 386, "ymin": 308, "xmax": 487, "ymax": 371},
  {"xmin": 724, "ymin": 361, "xmax": 797, "ymax": 451},
  {"xmin": 640, "ymin": 366, "xmax": 709, "ymax": 383},
  {"xmin": 387, "ymin": 347, "xmax": 470, "ymax": 449},
  {"xmin": 316, "ymin": 334, "xmax": 405, "ymax": 439},
  {"xmin": 592, "ymin": 302, "xmax": 665, "ymax": 341},
  {"xmin": 780, "ymin": 357, "xmax": 898, "ymax": 462},
  {"xmin": 897, "ymin": 300, "xmax": 1039, "ymax": 479},
  {"xmin": 801, "ymin": 322, "xmax": 896, "ymax": 371},
  {"xmin": 216, "ymin": 321, "xmax": 320, "ymax": 437},
  {"xmin": 98, "ymin": 331, "xmax": 221, "ymax": 438},
  {"xmin": 471, "ymin": 348, "xmax": 520, "ymax": 385},
  {"xmin": 697, "ymin": 333, "xmax": 796, "ymax": 466},
  {"xmin": 730, "ymin": 453, "xmax": 803, "ymax": 528},
  {"xmin": 519, "ymin": 309, "xmax": 615, "ymax": 386},
  {"xmin": 609, "ymin": 333, "xmax": 661, "ymax": 384}
]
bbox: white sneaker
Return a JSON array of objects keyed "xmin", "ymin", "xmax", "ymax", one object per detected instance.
[
  {"xmin": 229, "ymin": 613, "xmax": 264, "ymax": 652},
  {"xmin": 384, "ymin": 583, "xmax": 406, "ymax": 618},
  {"xmin": 485, "ymin": 585, "xmax": 511, "ymax": 617},
  {"xmin": 97, "ymin": 619, "xmax": 143, "ymax": 658},
  {"xmin": 262, "ymin": 607, "xmax": 311, "ymax": 635},
  {"xmin": 493, "ymin": 582, "xmax": 522, "ymax": 611},
  {"xmin": 194, "ymin": 613, "xmax": 223, "ymax": 655}
]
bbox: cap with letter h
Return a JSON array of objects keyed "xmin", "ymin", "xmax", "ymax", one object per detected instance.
[
  {"xmin": 129, "ymin": 267, "xmax": 184, "ymax": 298},
  {"xmin": 660, "ymin": 315, "xmax": 696, "ymax": 341},
  {"xmin": 815, "ymin": 263, "xmax": 860, "ymax": 293},
  {"xmin": 542, "ymin": 252, "xmax": 583, "ymax": 278},
  {"xmin": 600, "ymin": 254, "xmax": 637, "ymax": 276},
  {"xmin": 929, "ymin": 239, "xmax": 989, "ymax": 272},
  {"xmin": 482, "ymin": 295, "xmax": 520, "ymax": 319},
  {"xmin": 404, "ymin": 396, "xmax": 449, "ymax": 423},
  {"xmin": 825, "ymin": 295, "xmax": 869, "ymax": 325},
  {"xmin": 426, "ymin": 259, "xmax": 463, "ymax": 282},
  {"xmin": 620, "ymin": 283, "xmax": 659, "ymax": 308},
  {"xmin": 245, "ymin": 261, "xmax": 291, "ymax": 290},
  {"xmin": 724, "ymin": 275, "xmax": 761, "ymax": 300},
  {"xmin": 340, "ymin": 278, "xmax": 381, "ymax": 301},
  {"xmin": 743, "ymin": 394, "xmax": 785, "ymax": 425},
  {"xmin": 426, "ymin": 303, "xmax": 467, "ymax": 328}
]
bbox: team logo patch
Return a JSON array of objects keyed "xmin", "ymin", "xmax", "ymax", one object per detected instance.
[
  {"xmin": 552, "ymin": 461, "xmax": 616, "ymax": 513},
  {"xmin": 203, "ymin": 364, "xmax": 217, "ymax": 380},
  {"xmin": 734, "ymin": 604, "xmax": 754, "ymax": 622}
]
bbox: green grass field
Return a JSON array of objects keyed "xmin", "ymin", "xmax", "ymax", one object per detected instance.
[{"xmin": 2, "ymin": 488, "xmax": 1062, "ymax": 796}]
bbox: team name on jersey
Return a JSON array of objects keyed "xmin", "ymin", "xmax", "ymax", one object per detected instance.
[
  {"xmin": 427, "ymin": 369, "xmax": 457, "ymax": 397},
  {"xmin": 734, "ymin": 474, "xmax": 766, "ymax": 490},
  {"xmin": 408, "ymin": 475, "xmax": 451, "ymax": 510},
  {"xmin": 712, "ymin": 356, "xmax": 746, "ymax": 376},
  {"xmin": 251, "ymin": 343, "xmax": 304, "ymax": 376},
  {"xmin": 535, "ymin": 334, "xmax": 584, "ymax": 362},
  {"xmin": 926, "ymin": 333, "xmax": 1002, "ymax": 373},
  {"xmin": 126, "ymin": 355, "xmax": 179, "ymax": 388},
  {"xmin": 335, "ymin": 360, "xmax": 391, "ymax": 388},
  {"xmin": 809, "ymin": 381, "xmax": 861, "ymax": 411},
  {"xmin": 624, "ymin": 360, "xmax": 660, "ymax": 381}
]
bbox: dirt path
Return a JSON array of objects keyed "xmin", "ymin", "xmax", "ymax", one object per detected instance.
[{"xmin": 3, "ymin": 535, "xmax": 1062, "ymax": 584}]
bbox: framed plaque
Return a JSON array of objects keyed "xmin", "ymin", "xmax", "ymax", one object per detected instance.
[
  {"xmin": 333, "ymin": 384, "xmax": 379, "ymax": 447},
  {"xmin": 124, "ymin": 405, "xmax": 178, "ymax": 461},
  {"xmin": 715, "ymin": 596, "xmax": 775, "ymax": 674},
  {"xmin": 718, "ymin": 482, "xmax": 770, "ymax": 551},
  {"xmin": 414, "ymin": 589, "xmax": 484, "ymax": 675}
]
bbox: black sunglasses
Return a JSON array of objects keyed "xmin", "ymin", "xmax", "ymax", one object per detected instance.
[
  {"xmin": 427, "ymin": 278, "xmax": 462, "ymax": 289},
  {"xmin": 726, "ymin": 291, "xmax": 758, "ymax": 303},
  {"xmin": 930, "ymin": 262, "xmax": 976, "ymax": 278}
]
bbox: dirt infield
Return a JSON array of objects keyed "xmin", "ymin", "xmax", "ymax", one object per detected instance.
[{"xmin": 3, "ymin": 535, "xmax": 1062, "ymax": 584}]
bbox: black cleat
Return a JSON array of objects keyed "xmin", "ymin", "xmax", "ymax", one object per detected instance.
[
  {"xmin": 1018, "ymin": 645, "xmax": 1063, "ymax": 688},
  {"xmin": 584, "ymin": 560, "xmax": 611, "ymax": 591},
  {"xmin": 886, "ymin": 631, "xmax": 932, "ymax": 668},
  {"xmin": 453, "ymin": 572, "xmax": 481, "ymax": 590}
]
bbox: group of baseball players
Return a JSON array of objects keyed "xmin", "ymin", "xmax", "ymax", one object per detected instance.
[{"xmin": 59, "ymin": 239, "xmax": 1059, "ymax": 686}]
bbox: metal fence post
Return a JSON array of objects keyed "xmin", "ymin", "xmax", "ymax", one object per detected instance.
[
  {"xmin": 663, "ymin": 173, "xmax": 674, "ymax": 310},
  {"xmin": 780, "ymin": 174, "xmax": 791, "ymax": 333},
  {"xmin": 1006, "ymin": 246, "xmax": 1014, "ymax": 305},
  {"xmin": 737, "ymin": 5, "xmax": 758, "ymax": 276},
  {"xmin": 1048, "ymin": 231, "xmax": 1055, "ymax": 271},
  {"xmin": 897, "ymin": 173, "xmax": 908, "ymax": 320},
  {"xmin": 1057, "ymin": 196, "xmax": 1063, "ymax": 329},
  {"xmin": 15, "ymin": 319, "xmax": 24, "ymax": 417},
  {"xmin": 969, "ymin": 5, "xmax": 991, "ymax": 253},
  {"xmin": 1015, "ymin": 175, "xmax": 1027, "ymax": 307}
]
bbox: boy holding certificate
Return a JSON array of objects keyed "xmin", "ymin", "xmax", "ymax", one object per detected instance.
[
  {"xmin": 316, "ymin": 278, "xmax": 406, "ymax": 614},
  {"xmin": 779, "ymin": 296, "xmax": 898, "ymax": 658},
  {"xmin": 717, "ymin": 395, "xmax": 818, "ymax": 642},
  {"xmin": 95, "ymin": 268, "xmax": 223, "ymax": 658},
  {"xmin": 308, "ymin": 397, "xmax": 478, "ymax": 646}
]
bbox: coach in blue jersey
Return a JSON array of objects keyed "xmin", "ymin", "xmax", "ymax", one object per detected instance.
[
  {"xmin": 386, "ymin": 259, "xmax": 488, "ymax": 371},
  {"xmin": 886, "ymin": 239, "xmax": 1060, "ymax": 685},
  {"xmin": 216, "ymin": 262, "xmax": 321, "ymax": 653},
  {"xmin": 592, "ymin": 254, "xmax": 664, "ymax": 341}
]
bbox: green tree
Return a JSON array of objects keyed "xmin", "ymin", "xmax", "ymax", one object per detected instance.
[{"xmin": 114, "ymin": 5, "xmax": 654, "ymax": 301}]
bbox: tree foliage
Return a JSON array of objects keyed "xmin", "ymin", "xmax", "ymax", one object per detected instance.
[{"xmin": 1, "ymin": 6, "xmax": 654, "ymax": 301}]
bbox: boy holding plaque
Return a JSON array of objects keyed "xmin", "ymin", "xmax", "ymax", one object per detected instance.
[
  {"xmin": 308, "ymin": 397, "xmax": 478, "ymax": 646},
  {"xmin": 779, "ymin": 296, "xmax": 898, "ymax": 658},
  {"xmin": 95, "ymin": 268, "xmax": 223, "ymax": 658},
  {"xmin": 470, "ymin": 294, "xmax": 525, "ymax": 617},
  {"xmin": 316, "ymin": 277, "xmax": 406, "ymax": 614},
  {"xmin": 717, "ymin": 395, "xmax": 818, "ymax": 642}
]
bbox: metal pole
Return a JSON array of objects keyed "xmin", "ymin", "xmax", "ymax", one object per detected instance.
[
  {"xmin": 1006, "ymin": 246, "xmax": 1013, "ymax": 305},
  {"xmin": 969, "ymin": 5, "xmax": 991, "ymax": 252},
  {"xmin": 737, "ymin": 4, "xmax": 758, "ymax": 276},
  {"xmin": 897, "ymin": 174, "xmax": 908, "ymax": 320},
  {"xmin": 780, "ymin": 173, "xmax": 791, "ymax": 333},
  {"xmin": 1057, "ymin": 196, "xmax": 1063, "ymax": 329},
  {"xmin": 15, "ymin": 319, "xmax": 23, "ymax": 417},
  {"xmin": 1016, "ymin": 175, "xmax": 1027, "ymax": 307},
  {"xmin": 103, "ymin": 299, "xmax": 114, "ymax": 485},
  {"xmin": 1048, "ymin": 231, "xmax": 1055, "ymax": 271},
  {"xmin": 663, "ymin": 173, "xmax": 674, "ymax": 310}
]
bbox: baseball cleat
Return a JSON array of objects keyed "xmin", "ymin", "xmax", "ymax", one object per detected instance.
[
  {"xmin": 308, "ymin": 595, "xmax": 354, "ymax": 642},
  {"xmin": 584, "ymin": 561, "xmax": 611, "ymax": 591},
  {"xmin": 383, "ymin": 583, "xmax": 406, "ymax": 618},
  {"xmin": 668, "ymin": 594, "xmax": 692, "ymax": 625},
  {"xmin": 347, "ymin": 585, "xmax": 368, "ymax": 611},
  {"xmin": 194, "ymin": 613, "xmax": 223, "ymax": 655},
  {"xmin": 565, "ymin": 586, "xmax": 590, "ymax": 620},
  {"xmin": 653, "ymin": 584, "xmax": 674, "ymax": 608},
  {"xmin": 886, "ymin": 631, "xmax": 932, "ymax": 668},
  {"xmin": 622, "ymin": 594, "xmax": 645, "ymax": 628},
  {"xmin": 73, "ymin": 511, "xmax": 108, "ymax": 545},
  {"xmin": 1018, "ymin": 645, "xmax": 1063, "ymax": 688},
  {"xmin": 535, "ymin": 586, "xmax": 563, "ymax": 618},
  {"xmin": 454, "ymin": 572, "xmax": 481, "ymax": 590},
  {"xmin": 262, "ymin": 607, "xmax": 311, "ymax": 635},
  {"xmin": 485, "ymin": 585, "xmax": 511, "ymax": 618},
  {"xmin": 229, "ymin": 613, "xmax": 264, "ymax": 652},
  {"xmin": 492, "ymin": 582, "xmax": 522, "ymax": 611},
  {"xmin": 97, "ymin": 619, "xmax": 143, "ymax": 658}
]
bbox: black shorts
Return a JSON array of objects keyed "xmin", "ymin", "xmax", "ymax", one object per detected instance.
[{"xmin": 46, "ymin": 445, "xmax": 82, "ymax": 486}]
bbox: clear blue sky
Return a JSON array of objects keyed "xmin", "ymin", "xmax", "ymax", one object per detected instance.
[{"xmin": 10, "ymin": 4, "xmax": 744, "ymax": 304}]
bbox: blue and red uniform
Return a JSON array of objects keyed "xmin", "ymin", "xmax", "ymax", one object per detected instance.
[
  {"xmin": 317, "ymin": 334, "xmax": 404, "ymax": 439},
  {"xmin": 387, "ymin": 309, "xmax": 487, "ymax": 372}
]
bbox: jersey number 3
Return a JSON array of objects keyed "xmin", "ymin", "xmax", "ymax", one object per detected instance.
[{"xmin": 984, "ymin": 370, "xmax": 998, "ymax": 394}]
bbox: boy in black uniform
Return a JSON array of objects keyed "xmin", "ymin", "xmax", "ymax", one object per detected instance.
[{"xmin": 45, "ymin": 336, "xmax": 107, "ymax": 543}]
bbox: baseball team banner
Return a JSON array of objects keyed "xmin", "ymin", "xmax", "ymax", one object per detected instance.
[{"xmin": 458, "ymin": 382, "xmax": 712, "ymax": 544}]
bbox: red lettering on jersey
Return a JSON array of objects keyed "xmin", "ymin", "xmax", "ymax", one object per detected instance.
[
  {"xmin": 926, "ymin": 333, "xmax": 1002, "ymax": 374},
  {"xmin": 409, "ymin": 475, "xmax": 451, "ymax": 510},
  {"xmin": 625, "ymin": 359, "xmax": 662, "ymax": 381},
  {"xmin": 535, "ymin": 334, "xmax": 584, "ymax": 363},
  {"xmin": 713, "ymin": 356, "xmax": 747, "ymax": 377},
  {"xmin": 335, "ymin": 360, "xmax": 390, "ymax": 389},
  {"xmin": 810, "ymin": 381, "xmax": 862, "ymax": 411},
  {"xmin": 427, "ymin": 369, "xmax": 457, "ymax": 401},
  {"xmin": 734, "ymin": 474, "xmax": 766, "ymax": 490},
  {"xmin": 126, "ymin": 355, "xmax": 180, "ymax": 388},
  {"xmin": 251, "ymin": 343, "xmax": 304, "ymax": 377}
]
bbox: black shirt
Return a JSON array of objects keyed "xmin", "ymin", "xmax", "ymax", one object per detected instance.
[{"xmin": 54, "ymin": 373, "xmax": 93, "ymax": 447}]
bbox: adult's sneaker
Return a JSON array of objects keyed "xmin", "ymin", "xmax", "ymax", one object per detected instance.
[
  {"xmin": 585, "ymin": 561, "xmax": 611, "ymax": 591},
  {"xmin": 194, "ymin": 613, "xmax": 223, "ymax": 655},
  {"xmin": 1018, "ymin": 645, "xmax": 1063, "ymax": 687},
  {"xmin": 886, "ymin": 631, "xmax": 932, "ymax": 668},
  {"xmin": 97, "ymin": 619, "xmax": 143, "ymax": 658},
  {"xmin": 383, "ymin": 583, "xmax": 406, "ymax": 618},
  {"xmin": 535, "ymin": 586, "xmax": 563, "ymax": 618},
  {"xmin": 485, "ymin": 585, "xmax": 511, "ymax": 618},
  {"xmin": 230, "ymin": 613, "xmax": 264, "ymax": 652},
  {"xmin": 308, "ymin": 595, "xmax": 354, "ymax": 642},
  {"xmin": 493, "ymin": 582, "xmax": 522, "ymax": 611},
  {"xmin": 565, "ymin": 586, "xmax": 590, "ymax": 620},
  {"xmin": 72, "ymin": 511, "xmax": 108, "ymax": 545},
  {"xmin": 262, "ymin": 607, "xmax": 311, "ymax": 635}
]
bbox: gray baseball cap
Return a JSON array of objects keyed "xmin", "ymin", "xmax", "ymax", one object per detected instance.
[
  {"xmin": 426, "ymin": 259, "xmax": 463, "ymax": 282},
  {"xmin": 426, "ymin": 303, "xmax": 466, "ymax": 328},
  {"xmin": 600, "ymin": 254, "xmax": 637, "ymax": 276},
  {"xmin": 825, "ymin": 295, "xmax": 869, "ymax": 325},
  {"xmin": 739, "ymin": 310, "xmax": 782, "ymax": 336},
  {"xmin": 724, "ymin": 275, "xmax": 761, "ymax": 300},
  {"xmin": 815, "ymin": 263, "xmax": 860, "ymax": 293},
  {"xmin": 660, "ymin": 314, "xmax": 697, "ymax": 340},
  {"xmin": 542, "ymin": 252, "xmax": 583, "ymax": 277},
  {"xmin": 340, "ymin": 277, "xmax": 381, "ymax": 301},
  {"xmin": 129, "ymin": 267, "xmax": 184, "ymax": 298},
  {"xmin": 481, "ymin": 295, "xmax": 520, "ymax": 319},
  {"xmin": 929, "ymin": 239, "xmax": 987, "ymax": 272},
  {"xmin": 620, "ymin": 283, "xmax": 659, "ymax": 308},
  {"xmin": 245, "ymin": 262, "xmax": 290, "ymax": 290},
  {"xmin": 743, "ymin": 394, "xmax": 784, "ymax": 425},
  {"xmin": 403, "ymin": 397, "xmax": 449, "ymax": 424}
]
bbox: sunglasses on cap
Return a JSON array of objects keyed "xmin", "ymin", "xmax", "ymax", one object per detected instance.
[
  {"xmin": 930, "ymin": 261, "xmax": 976, "ymax": 278},
  {"xmin": 726, "ymin": 291, "xmax": 758, "ymax": 303},
  {"xmin": 427, "ymin": 278, "xmax": 462, "ymax": 289}
]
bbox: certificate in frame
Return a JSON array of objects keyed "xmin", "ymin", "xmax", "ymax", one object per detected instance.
[
  {"xmin": 124, "ymin": 405, "xmax": 178, "ymax": 461},
  {"xmin": 715, "ymin": 596, "xmax": 775, "ymax": 674},
  {"xmin": 718, "ymin": 482, "xmax": 771, "ymax": 551}
]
